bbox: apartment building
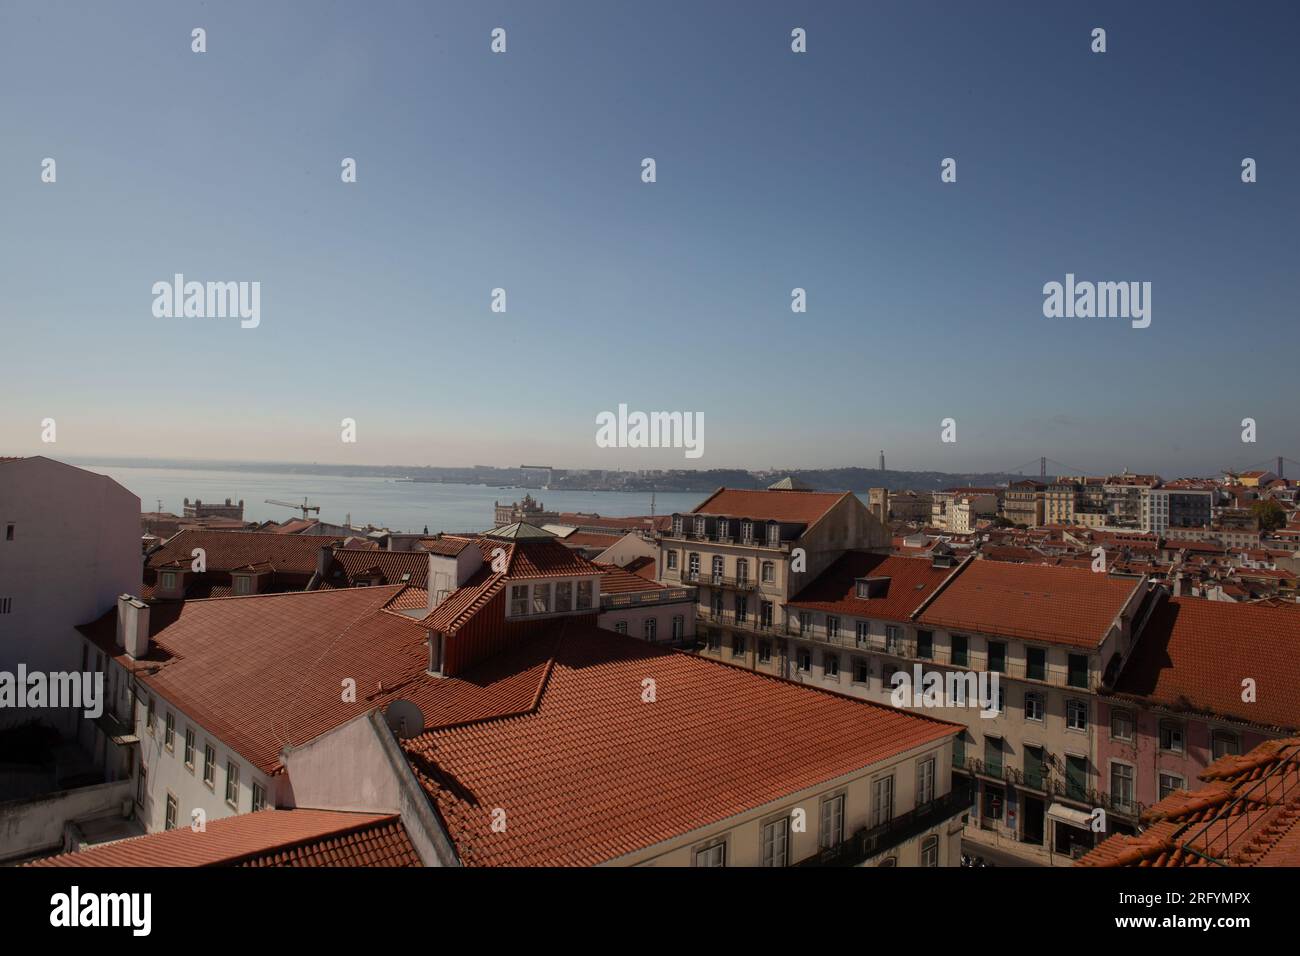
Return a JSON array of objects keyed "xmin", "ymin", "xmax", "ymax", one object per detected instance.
[
  {"xmin": 0, "ymin": 457, "xmax": 140, "ymax": 730},
  {"xmin": 1140, "ymin": 486, "xmax": 1213, "ymax": 534},
  {"xmin": 1044, "ymin": 479, "xmax": 1079, "ymax": 526},
  {"xmin": 657, "ymin": 482, "xmax": 890, "ymax": 674},
  {"xmin": 1097, "ymin": 597, "xmax": 1299, "ymax": 816},
  {"xmin": 930, "ymin": 488, "xmax": 999, "ymax": 533},
  {"xmin": 1003, "ymin": 480, "xmax": 1045, "ymax": 528},
  {"xmin": 63, "ymin": 523, "xmax": 964, "ymax": 867},
  {"xmin": 784, "ymin": 553, "xmax": 1153, "ymax": 863}
]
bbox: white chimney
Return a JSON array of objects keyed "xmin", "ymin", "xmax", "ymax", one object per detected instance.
[
  {"xmin": 122, "ymin": 598, "xmax": 150, "ymax": 660},
  {"xmin": 114, "ymin": 594, "xmax": 132, "ymax": 649}
]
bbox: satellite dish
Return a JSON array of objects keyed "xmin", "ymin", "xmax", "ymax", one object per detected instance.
[{"xmin": 383, "ymin": 699, "xmax": 425, "ymax": 739}]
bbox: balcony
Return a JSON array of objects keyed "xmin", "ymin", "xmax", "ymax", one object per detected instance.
[
  {"xmin": 703, "ymin": 610, "xmax": 777, "ymax": 633},
  {"xmin": 706, "ymin": 574, "xmax": 757, "ymax": 592},
  {"xmin": 795, "ymin": 789, "xmax": 969, "ymax": 867},
  {"xmin": 968, "ymin": 757, "xmax": 1004, "ymax": 781}
]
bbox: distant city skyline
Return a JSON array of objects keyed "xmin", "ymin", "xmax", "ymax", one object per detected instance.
[{"xmin": 3, "ymin": 1, "xmax": 1297, "ymax": 475}]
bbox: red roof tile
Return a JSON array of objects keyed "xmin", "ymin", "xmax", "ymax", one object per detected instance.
[
  {"xmin": 1110, "ymin": 596, "xmax": 1300, "ymax": 730},
  {"xmin": 597, "ymin": 563, "xmax": 662, "ymax": 594},
  {"xmin": 318, "ymin": 549, "xmax": 428, "ymax": 589},
  {"xmin": 690, "ymin": 488, "xmax": 848, "ymax": 526},
  {"xmin": 402, "ymin": 623, "xmax": 959, "ymax": 867},
  {"xmin": 147, "ymin": 529, "xmax": 338, "ymax": 575},
  {"xmin": 27, "ymin": 810, "xmax": 418, "ymax": 867},
  {"xmin": 789, "ymin": 553, "xmax": 958, "ymax": 622},
  {"xmin": 917, "ymin": 560, "xmax": 1143, "ymax": 648}
]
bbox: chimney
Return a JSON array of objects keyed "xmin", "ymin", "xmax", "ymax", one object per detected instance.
[
  {"xmin": 122, "ymin": 598, "xmax": 150, "ymax": 660},
  {"xmin": 316, "ymin": 545, "xmax": 333, "ymax": 579},
  {"xmin": 114, "ymin": 594, "xmax": 133, "ymax": 648}
]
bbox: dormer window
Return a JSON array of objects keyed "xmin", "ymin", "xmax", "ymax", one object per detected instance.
[
  {"xmin": 162, "ymin": 572, "xmax": 177, "ymax": 590},
  {"xmin": 716, "ymin": 519, "xmax": 729, "ymax": 541},
  {"xmin": 234, "ymin": 576, "xmax": 252, "ymax": 595},
  {"xmin": 510, "ymin": 585, "xmax": 529, "ymax": 616},
  {"xmin": 767, "ymin": 523, "xmax": 780, "ymax": 547},
  {"xmin": 672, "ymin": 515, "xmax": 684, "ymax": 536},
  {"xmin": 741, "ymin": 521, "xmax": 754, "ymax": 544},
  {"xmin": 576, "ymin": 579, "xmax": 594, "ymax": 610},
  {"xmin": 694, "ymin": 516, "xmax": 707, "ymax": 537}
]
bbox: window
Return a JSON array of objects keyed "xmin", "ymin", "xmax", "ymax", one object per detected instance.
[
  {"xmin": 510, "ymin": 585, "xmax": 529, "ymax": 616},
  {"xmin": 987, "ymin": 641, "xmax": 1006, "ymax": 673},
  {"xmin": 532, "ymin": 582, "xmax": 552, "ymax": 614},
  {"xmin": 706, "ymin": 630, "xmax": 721, "ymax": 651},
  {"xmin": 165, "ymin": 793, "xmax": 178, "ymax": 830},
  {"xmin": 687, "ymin": 553, "xmax": 700, "ymax": 580},
  {"xmin": 161, "ymin": 572, "xmax": 176, "ymax": 590},
  {"xmin": 758, "ymin": 640, "xmax": 772, "ymax": 663},
  {"xmin": 734, "ymin": 595, "xmax": 748, "ymax": 624},
  {"xmin": 693, "ymin": 516, "xmax": 706, "ymax": 537},
  {"xmin": 855, "ymin": 621, "xmax": 870, "ymax": 647},
  {"xmin": 741, "ymin": 520, "xmax": 754, "ymax": 544},
  {"xmin": 1067, "ymin": 699, "xmax": 1088, "ymax": 731},
  {"xmin": 731, "ymin": 634, "xmax": 746, "ymax": 658},
  {"xmin": 761, "ymin": 561, "xmax": 774, "ymax": 583},
  {"xmin": 576, "ymin": 580, "xmax": 593, "ymax": 610},
  {"xmin": 917, "ymin": 757, "xmax": 936, "ymax": 805},
  {"xmin": 614, "ymin": 621, "xmax": 628, "ymax": 635},
  {"xmin": 1067, "ymin": 653, "xmax": 1089, "ymax": 688},
  {"xmin": 1110, "ymin": 710, "xmax": 1134, "ymax": 741},
  {"xmin": 916, "ymin": 630, "xmax": 933, "ymax": 659},
  {"xmin": 820, "ymin": 794, "xmax": 845, "ymax": 848},
  {"xmin": 853, "ymin": 657, "xmax": 869, "ymax": 684},
  {"xmin": 824, "ymin": 654, "xmax": 839, "ymax": 679},
  {"xmin": 920, "ymin": 835, "xmax": 939, "ymax": 868},
  {"xmin": 226, "ymin": 761, "xmax": 240, "ymax": 807},
  {"xmin": 1212, "ymin": 730, "xmax": 1239, "ymax": 759},
  {"xmin": 671, "ymin": 615, "xmax": 684, "ymax": 640},
  {"xmin": 951, "ymin": 634, "xmax": 968, "ymax": 666},
  {"xmin": 855, "ymin": 580, "xmax": 871, "ymax": 599},
  {"xmin": 710, "ymin": 591, "xmax": 724, "ymax": 618},
  {"xmin": 761, "ymin": 817, "xmax": 790, "ymax": 867},
  {"xmin": 694, "ymin": 841, "xmax": 725, "ymax": 867},
  {"xmin": 711, "ymin": 555, "xmax": 725, "ymax": 583},
  {"xmin": 826, "ymin": 616, "xmax": 840, "ymax": 641},
  {"xmin": 767, "ymin": 524, "xmax": 780, "ymax": 547},
  {"xmin": 234, "ymin": 576, "xmax": 251, "ymax": 595},
  {"xmin": 1026, "ymin": 646, "xmax": 1046, "ymax": 681},
  {"xmin": 164, "ymin": 712, "xmax": 175, "ymax": 751},
  {"xmin": 760, "ymin": 600, "xmax": 773, "ymax": 629},
  {"xmin": 203, "ymin": 744, "xmax": 216, "ymax": 787},
  {"xmin": 715, "ymin": 519, "xmax": 729, "ymax": 540},
  {"xmin": 136, "ymin": 763, "xmax": 147, "ymax": 805},
  {"xmin": 1110, "ymin": 763, "xmax": 1135, "ymax": 811},
  {"xmin": 797, "ymin": 649, "xmax": 811, "ymax": 672},
  {"xmin": 554, "ymin": 581, "xmax": 572, "ymax": 612},
  {"xmin": 1159, "ymin": 721, "xmax": 1185, "ymax": 753},
  {"xmin": 672, "ymin": 516, "xmax": 684, "ymax": 536},
  {"xmin": 252, "ymin": 782, "xmax": 267, "ymax": 812},
  {"xmin": 1158, "ymin": 773, "xmax": 1184, "ymax": 799},
  {"xmin": 799, "ymin": 611, "xmax": 812, "ymax": 635},
  {"xmin": 146, "ymin": 695, "xmax": 156, "ymax": 735},
  {"xmin": 642, "ymin": 618, "xmax": 656, "ymax": 641},
  {"xmin": 885, "ymin": 624, "xmax": 902, "ymax": 653},
  {"xmin": 735, "ymin": 559, "xmax": 748, "ymax": 583},
  {"xmin": 872, "ymin": 777, "xmax": 893, "ymax": 827},
  {"xmin": 184, "ymin": 728, "xmax": 195, "ymax": 770},
  {"xmin": 1025, "ymin": 691, "xmax": 1044, "ymax": 722},
  {"xmin": 666, "ymin": 550, "xmax": 678, "ymax": 570}
]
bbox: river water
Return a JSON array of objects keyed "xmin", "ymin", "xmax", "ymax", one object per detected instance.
[{"xmin": 83, "ymin": 464, "xmax": 707, "ymax": 534}]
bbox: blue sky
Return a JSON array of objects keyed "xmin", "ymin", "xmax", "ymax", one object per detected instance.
[{"xmin": 2, "ymin": 1, "xmax": 1296, "ymax": 476}]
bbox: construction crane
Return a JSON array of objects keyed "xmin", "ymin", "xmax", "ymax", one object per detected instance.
[{"xmin": 265, "ymin": 497, "xmax": 321, "ymax": 519}]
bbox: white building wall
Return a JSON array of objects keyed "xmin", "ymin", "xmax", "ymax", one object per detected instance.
[{"xmin": 0, "ymin": 457, "xmax": 140, "ymax": 729}]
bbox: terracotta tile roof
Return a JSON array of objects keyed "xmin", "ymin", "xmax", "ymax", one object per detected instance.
[
  {"xmin": 318, "ymin": 549, "xmax": 428, "ymax": 589},
  {"xmin": 557, "ymin": 531, "xmax": 624, "ymax": 549},
  {"xmin": 1078, "ymin": 738, "xmax": 1300, "ymax": 867},
  {"xmin": 626, "ymin": 556, "xmax": 657, "ymax": 581},
  {"xmin": 917, "ymin": 560, "xmax": 1143, "ymax": 648},
  {"xmin": 789, "ymin": 553, "xmax": 958, "ymax": 622},
  {"xmin": 421, "ymin": 565, "xmax": 507, "ymax": 634},
  {"xmin": 27, "ymin": 810, "xmax": 418, "ymax": 867},
  {"xmin": 416, "ymin": 535, "xmax": 477, "ymax": 556},
  {"xmin": 76, "ymin": 587, "xmax": 557, "ymax": 774},
  {"xmin": 1109, "ymin": 596, "xmax": 1300, "ymax": 730},
  {"xmin": 597, "ymin": 563, "xmax": 662, "ymax": 594},
  {"xmin": 402, "ymin": 623, "xmax": 960, "ymax": 867},
  {"xmin": 556, "ymin": 512, "xmax": 667, "ymax": 532},
  {"xmin": 147, "ymin": 529, "xmax": 339, "ymax": 575},
  {"xmin": 270, "ymin": 518, "xmax": 321, "ymax": 535},
  {"xmin": 690, "ymin": 487, "xmax": 848, "ymax": 526}
]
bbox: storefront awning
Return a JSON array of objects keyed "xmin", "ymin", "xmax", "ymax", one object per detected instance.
[{"xmin": 1046, "ymin": 803, "xmax": 1092, "ymax": 829}]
